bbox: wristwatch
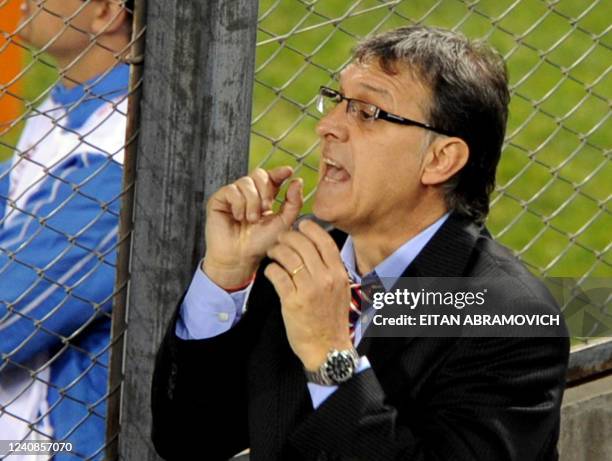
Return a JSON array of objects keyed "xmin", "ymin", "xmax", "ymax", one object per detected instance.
[{"xmin": 304, "ymin": 348, "xmax": 360, "ymax": 386}]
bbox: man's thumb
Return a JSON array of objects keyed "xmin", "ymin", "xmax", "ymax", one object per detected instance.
[{"xmin": 279, "ymin": 178, "xmax": 303, "ymax": 227}]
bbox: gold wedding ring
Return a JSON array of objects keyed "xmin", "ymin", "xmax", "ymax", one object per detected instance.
[{"xmin": 290, "ymin": 264, "xmax": 305, "ymax": 277}]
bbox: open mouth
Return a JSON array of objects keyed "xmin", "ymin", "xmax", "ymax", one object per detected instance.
[{"xmin": 322, "ymin": 157, "xmax": 350, "ymax": 183}]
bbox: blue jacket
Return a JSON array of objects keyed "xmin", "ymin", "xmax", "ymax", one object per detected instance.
[{"xmin": 0, "ymin": 65, "xmax": 129, "ymax": 460}]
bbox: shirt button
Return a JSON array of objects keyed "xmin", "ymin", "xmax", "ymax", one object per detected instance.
[{"xmin": 218, "ymin": 312, "xmax": 230, "ymax": 322}]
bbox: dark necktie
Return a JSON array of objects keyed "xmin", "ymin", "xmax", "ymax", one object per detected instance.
[
  {"xmin": 348, "ymin": 272, "xmax": 383, "ymax": 343},
  {"xmin": 348, "ymin": 280, "xmax": 362, "ymax": 343}
]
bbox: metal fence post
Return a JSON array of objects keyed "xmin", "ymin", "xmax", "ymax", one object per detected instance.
[
  {"xmin": 111, "ymin": 0, "xmax": 259, "ymax": 459},
  {"xmin": 106, "ymin": 0, "xmax": 147, "ymax": 458}
]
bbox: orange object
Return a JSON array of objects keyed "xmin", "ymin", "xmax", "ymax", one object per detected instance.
[{"xmin": 0, "ymin": 0, "xmax": 24, "ymax": 135}]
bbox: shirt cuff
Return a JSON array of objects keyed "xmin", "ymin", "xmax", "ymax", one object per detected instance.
[
  {"xmin": 306, "ymin": 355, "xmax": 371, "ymax": 410},
  {"xmin": 175, "ymin": 264, "xmax": 253, "ymax": 340}
]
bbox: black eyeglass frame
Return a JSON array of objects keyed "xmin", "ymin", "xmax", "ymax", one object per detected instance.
[{"xmin": 317, "ymin": 86, "xmax": 456, "ymax": 138}]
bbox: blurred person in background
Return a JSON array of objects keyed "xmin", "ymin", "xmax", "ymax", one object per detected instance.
[
  {"xmin": 0, "ymin": 1, "xmax": 133, "ymax": 459},
  {"xmin": 152, "ymin": 26, "xmax": 569, "ymax": 460}
]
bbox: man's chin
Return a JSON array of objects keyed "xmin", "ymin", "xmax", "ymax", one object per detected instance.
[
  {"xmin": 312, "ymin": 204, "xmax": 331, "ymax": 222},
  {"xmin": 312, "ymin": 202, "xmax": 348, "ymax": 232}
]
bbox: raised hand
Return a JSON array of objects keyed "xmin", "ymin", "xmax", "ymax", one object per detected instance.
[
  {"xmin": 203, "ymin": 166, "xmax": 303, "ymax": 289},
  {"xmin": 264, "ymin": 220, "xmax": 352, "ymax": 371}
]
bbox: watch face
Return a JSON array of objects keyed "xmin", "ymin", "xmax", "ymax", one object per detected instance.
[{"xmin": 324, "ymin": 350, "xmax": 356, "ymax": 383}]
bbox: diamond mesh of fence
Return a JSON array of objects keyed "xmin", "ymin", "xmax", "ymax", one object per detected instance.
[
  {"xmin": 252, "ymin": 0, "xmax": 611, "ymax": 343},
  {"xmin": 253, "ymin": 0, "xmax": 610, "ymax": 277},
  {"xmin": 0, "ymin": 0, "xmax": 139, "ymax": 459},
  {"xmin": 1, "ymin": 0, "xmax": 610, "ymax": 459}
]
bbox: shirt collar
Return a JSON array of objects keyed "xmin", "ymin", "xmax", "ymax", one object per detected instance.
[
  {"xmin": 340, "ymin": 213, "xmax": 449, "ymax": 289},
  {"xmin": 51, "ymin": 64, "xmax": 130, "ymax": 129}
]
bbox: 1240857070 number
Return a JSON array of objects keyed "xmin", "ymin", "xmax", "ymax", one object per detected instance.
[{"xmin": 2, "ymin": 440, "xmax": 73, "ymax": 456}]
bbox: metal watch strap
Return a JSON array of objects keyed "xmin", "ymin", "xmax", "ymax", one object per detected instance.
[{"xmin": 304, "ymin": 347, "xmax": 360, "ymax": 386}]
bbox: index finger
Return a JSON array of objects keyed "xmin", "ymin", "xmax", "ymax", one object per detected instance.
[
  {"xmin": 296, "ymin": 219, "xmax": 344, "ymax": 271},
  {"xmin": 267, "ymin": 166, "xmax": 293, "ymax": 187},
  {"xmin": 250, "ymin": 166, "xmax": 293, "ymax": 211}
]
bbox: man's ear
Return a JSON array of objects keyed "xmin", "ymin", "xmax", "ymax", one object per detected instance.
[
  {"xmin": 91, "ymin": 0, "xmax": 129, "ymax": 36},
  {"xmin": 420, "ymin": 137, "xmax": 469, "ymax": 186}
]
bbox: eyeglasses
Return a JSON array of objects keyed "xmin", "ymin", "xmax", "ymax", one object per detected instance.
[{"xmin": 316, "ymin": 86, "xmax": 455, "ymax": 137}]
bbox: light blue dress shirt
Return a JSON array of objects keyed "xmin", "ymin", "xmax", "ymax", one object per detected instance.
[{"xmin": 176, "ymin": 213, "xmax": 449, "ymax": 408}]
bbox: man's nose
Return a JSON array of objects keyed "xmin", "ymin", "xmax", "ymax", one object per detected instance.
[{"xmin": 316, "ymin": 104, "xmax": 349, "ymax": 142}]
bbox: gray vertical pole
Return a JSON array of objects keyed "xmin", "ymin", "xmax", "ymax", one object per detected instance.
[
  {"xmin": 113, "ymin": 0, "xmax": 259, "ymax": 459},
  {"xmin": 105, "ymin": 0, "xmax": 147, "ymax": 457}
]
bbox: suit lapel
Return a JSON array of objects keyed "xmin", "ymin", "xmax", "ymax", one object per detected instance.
[
  {"xmin": 247, "ymin": 274, "xmax": 313, "ymax": 460},
  {"xmin": 358, "ymin": 213, "xmax": 484, "ymax": 371},
  {"xmin": 275, "ymin": 321, "xmax": 314, "ymax": 458},
  {"xmin": 251, "ymin": 214, "xmax": 484, "ymax": 456},
  {"xmin": 402, "ymin": 212, "xmax": 482, "ymax": 278}
]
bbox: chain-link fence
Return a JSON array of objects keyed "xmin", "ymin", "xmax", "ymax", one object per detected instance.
[
  {"xmin": 253, "ymin": 0, "xmax": 610, "ymax": 278},
  {"xmin": 0, "ymin": 0, "xmax": 140, "ymax": 459},
  {"xmin": 252, "ymin": 0, "xmax": 611, "ymax": 349},
  {"xmin": 1, "ymin": 0, "xmax": 610, "ymax": 459}
]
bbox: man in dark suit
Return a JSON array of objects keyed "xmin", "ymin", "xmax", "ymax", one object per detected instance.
[{"xmin": 151, "ymin": 26, "xmax": 569, "ymax": 460}]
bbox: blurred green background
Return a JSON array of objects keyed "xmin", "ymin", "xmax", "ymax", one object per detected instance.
[
  {"xmin": 252, "ymin": 0, "xmax": 611, "ymax": 281},
  {"xmin": 2, "ymin": 0, "xmax": 610, "ymax": 282},
  {"xmin": 252, "ymin": 0, "xmax": 612, "ymax": 344},
  {"xmin": 1, "ymin": 0, "xmax": 609, "ymax": 341}
]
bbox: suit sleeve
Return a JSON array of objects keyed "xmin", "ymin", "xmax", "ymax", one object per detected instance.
[
  {"xmin": 0, "ymin": 154, "xmax": 121, "ymax": 366},
  {"xmin": 151, "ymin": 268, "xmax": 272, "ymax": 461},
  {"xmin": 288, "ymin": 303, "xmax": 569, "ymax": 460}
]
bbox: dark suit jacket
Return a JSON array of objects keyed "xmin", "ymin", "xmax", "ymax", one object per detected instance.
[{"xmin": 151, "ymin": 213, "xmax": 569, "ymax": 461}]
